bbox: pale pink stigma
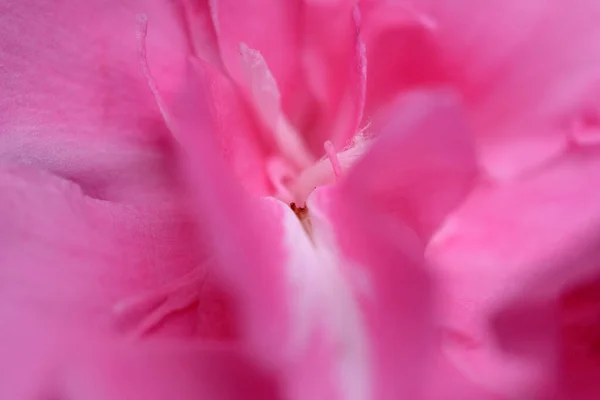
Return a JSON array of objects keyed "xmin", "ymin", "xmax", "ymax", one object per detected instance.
[{"xmin": 324, "ymin": 140, "xmax": 343, "ymax": 180}]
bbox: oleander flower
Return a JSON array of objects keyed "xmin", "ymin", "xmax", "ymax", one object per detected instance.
[{"xmin": 2, "ymin": 0, "xmax": 600, "ymax": 399}]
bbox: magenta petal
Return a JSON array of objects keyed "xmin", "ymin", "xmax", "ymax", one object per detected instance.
[
  {"xmin": 411, "ymin": 0, "xmax": 600, "ymax": 177},
  {"xmin": 0, "ymin": 165, "xmax": 207, "ymax": 336},
  {"xmin": 304, "ymin": 186, "xmax": 432, "ymax": 400},
  {"xmin": 345, "ymin": 89, "xmax": 479, "ymax": 241},
  {"xmin": 0, "ymin": 0, "xmax": 187, "ymax": 137},
  {"xmin": 427, "ymin": 149, "xmax": 600, "ymax": 398},
  {"xmin": 0, "ymin": 0, "xmax": 194, "ymax": 205},
  {"xmin": 301, "ymin": 0, "xmax": 366, "ymax": 152},
  {"xmin": 0, "ymin": 322, "xmax": 280, "ymax": 400},
  {"xmin": 293, "ymin": 90, "xmax": 480, "ymax": 398},
  {"xmin": 186, "ymin": 59, "xmax": 271, "ymax": 195},
  {"xmin": 163, "ymin": 57, "xmax": 303, "ymax": 369},
  {"xmin": 209, "ymin": 0, "xmax": 306, "ymax": 119},
  {"xmin": 359, "ymin": 1, "xmax": 444, "ymax": 120}
]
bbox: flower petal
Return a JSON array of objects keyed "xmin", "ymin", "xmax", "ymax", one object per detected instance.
[
  {"xmin": 0, "ymin": 321, "xmax": 279, "ymax": 400},
  {"xmin": 304, "ymin": 186, "xmax": 432, "ymax": 400},
  {"xmin": 161, "ymin": 56, "xmax": 302, "ymax": 369},
  {"xmin": 301, "ymin": 0, "xmax": 366, "ymax": 151},
  {"xmin": 411, "ymin": 0, "xmax": 600, "ymax": 177},
  {"xmin": 0, "ymin": 0, "xmax": 187, "ymax": 138},
  {"xmin": 297, "ymin": 90, "xmax": 478, "ymax": 398},
  {"xmin": 0, "ymin": 165, "xmax": 225, "ymax": 337},
  {"xmin": 208, "ymin": 0, "xmax": 308, "ymax": 124},
  {"xmin": 427, "ymin": 148, "xmax": 600, "ymax": 398},
  {"xmin": 359, "ymin": 0, "xmax": 444, "ymax": 120},
  {"xmin": 344, "ymin": 89, "xmax": 479, "ymax": 241},
  {"xmin": 0, "ymin": 0, "xmax": 194, "ymax": 206}
]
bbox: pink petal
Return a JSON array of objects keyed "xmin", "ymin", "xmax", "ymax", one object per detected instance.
[
  {"xmin": 0, "ymin": 0, "xmax": 187, "ymax": 140},
  {"xmin": 178, "ymin": 0, "xmax": 223, "ymax": 69},
  {"xmin": 188, "ymin": 58, "xmax": 272, "ymax": 195},
  {"xmin": 345, "ymin": 89, "xmax": 479, "ymax": 241},
  {"xmin": 208, "ymin": 0, "xmax": 308, "ymax": 127},
  {"xmin": 304, "ymin": 186, "xmax": 433, "ymax": 400},
  {"xmin": 0, "ymin": 165, "xmax": 226, "ymax": 338},
  {"xmin": 359, "ymin": 0, "xmax": 444, "ymax": 120},
  {"xmin": 286, "ymin": 90, "xmax": 481, "ymax": 399},
  {"xmin": 411, "ymin": 0, "xmax": 600, "ymax": 178},
  {"xmin": 301, "ymin": 0, "xmax": 366, "ymax": 152},
  {"xmin": 159, "ymin": 56, "xmax": 300, "ymax": 369},
  {"xmin": 559, "ymin": 274, "xmax": 600, "ymax": 400},
  {"xmin": 0, "ymin": 0, "xmax": 191, "ymax": 206},
  {"xmin": 0, "ymin": 321, "xmax": 279, "ymax": 400},
  {"xmin": 427, "ymin": 147, "xmax": 600, "ymax": 398},
  {"xmin": 164, "ymin": 50, "xmax": 410, "ymax": 399}
]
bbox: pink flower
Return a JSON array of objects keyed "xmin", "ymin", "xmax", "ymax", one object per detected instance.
[{"xmin": 1, "ymin": 1, "xmax": 600, "ymax": 400}]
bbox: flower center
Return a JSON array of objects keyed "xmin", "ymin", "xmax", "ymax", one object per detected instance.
[{"xmin": 290, "ymin": 201, "xmax": 312, "ymax": 238}]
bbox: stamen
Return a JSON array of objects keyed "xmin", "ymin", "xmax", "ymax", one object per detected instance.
[
  {"xmin": 136, "ymin": 14, "xmax": 175, "ymax": 133},
  {"xmin": 324, "ymin": 140, "xmax": 342, "ymax": 180},
  {"xmin": 239, "ymin": 43, "xmax": 315, "ymax": 169}
]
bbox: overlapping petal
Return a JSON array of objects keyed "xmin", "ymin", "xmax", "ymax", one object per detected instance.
[
  {"xmin": 0, "ymin": 164, "xmax": 233, "ymax": 337},
  {"xmin": 0, "ymin": 321, "xmax": 280, "ymax": 400},
  {"xmin": 427, "ymin": 147, "xmax": 600, "ymax": 398},
  {"xmin": 406, "ymin": 0, "xmax": 600, "ymax": 177}
]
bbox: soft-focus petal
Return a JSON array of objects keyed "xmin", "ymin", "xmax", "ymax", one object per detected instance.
[
  {"xmin": 0, "ymin": 165, "xmax": 226, "ymax": 337},
  {"xmin": 359, "ymin": 0, "xmax": 444, "ymax": 120},
  {"xmin": 0, "ymin": 321, "xmax": 280, "ymax": 400},
  {"xmin": 158, "ymin": 56, "xmax": 298, "ymax": 368},
  {"xmin": 346, "ymin": 89, "xmax": 479, "ymax": 241},
  {"xmin": 164, "ymin": 47, "xmax": 427, "ymax": 400},
  {"xmin": 427, "ymin": 147, "xmax": 600, "ymax": 398},
  {"xmin": 303, "ymin": 186, "xmax": 431, "ymax": 400},
  {"xmin": 208, "ymin": 0, "xmax": 308, "ymax": 124},
  {"xmin": 178, "ymin": 0, "xmax": 223, "ymax": 68},
  {"xmin": 0, "ymin": 0, "xmax": 191, "ymax": 209},
  {"xmin": 300, "ymin": 90, "xmax": 480, "ymax": 399},
  {"xmin": 190, "ymin": 59, "xmax": 272, "ymax": 194},
  {"xmin": 409, "ymin": 0, "xmax": 600, "ymax": 177},
  {"xmin": 301, "ymin": 0, "xmax": 366, "ymax": 151},
  {"xmin": 0, "ymin": 0, "xmax": 186, "ymax": 140}
]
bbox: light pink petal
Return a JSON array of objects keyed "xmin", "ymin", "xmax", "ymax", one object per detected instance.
[
  {"xmin": 0, "ymin": 322, "xmax": 279, "ymax": 400},
  {"xmin": 287, "ymin": 90, "xmax": 481, "ymax": 399},
  {"xmin": 163, "ymin": 52, "xmax": 393, "ymax": 400},
  {"xmin": 0, "ymin": 0, "xmax": 191, "ymax": 206},
  {"xmin": 427, "ymin": 148, "xmax": 600, "ymax": 398},
  {"xmin": 160, "ymin": 56, "xmax": 302, "ymax": 370},
  {"xmin": 0, "ymin": 165, "xmax": 228, "ymax": 338},
  {"xmin": 178, "ymin": 0, "xmax": 223, "ymax": 69},
  {"xmin": 410, "ymin": 0, "xmax": 600, "ymax": 178},
  {"xmin": 302, "ymin": 186, "xmax": 432, "ymax": 400},
  {"xmin": 359, "ymin": 0, "xmax": 444, "ymax": 120},
  {"xmin": 344, "ymin": 89, "xmax": 479, "ymax": 241},
  {"xmin": 186, "ymin": 58, "xmax": 272, "ymax": 194},
  {"xmin": 0, "ymin": 0, "xmax": 187, "ymax": 142},
  {"xmin": 301, "ymin": 0, "xmax": 366, "ymax": 152}
]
